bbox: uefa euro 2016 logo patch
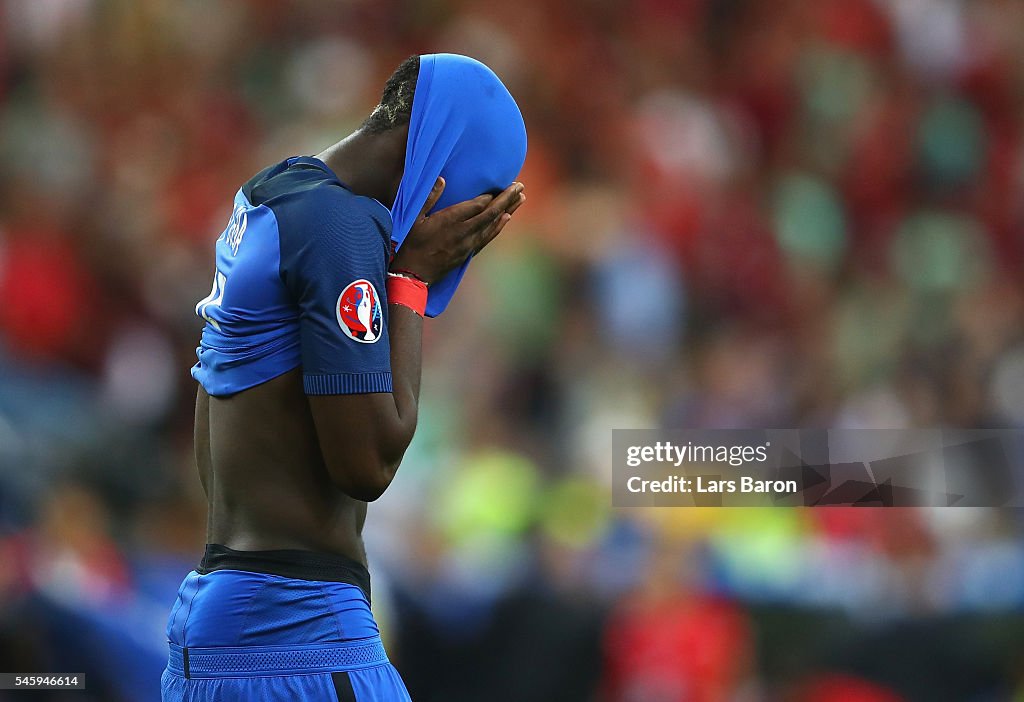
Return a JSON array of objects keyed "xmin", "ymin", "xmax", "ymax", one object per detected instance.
[{"xmin": 336, "ymin": 279, "xmax": 382, "ymax": 343}]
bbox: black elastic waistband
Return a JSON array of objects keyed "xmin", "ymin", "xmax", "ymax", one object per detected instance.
[{"xmin": 198, "ymin": 544, "xmax": 371, "ymax": 602}]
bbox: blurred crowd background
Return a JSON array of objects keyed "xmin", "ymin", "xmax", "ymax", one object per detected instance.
[{"xmin": 1, "ymin": 0, "xmax": 1024, "ymax": 700}]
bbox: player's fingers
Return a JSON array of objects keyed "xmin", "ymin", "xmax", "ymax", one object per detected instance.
[
  {"xmin": 469, "ymin": 183, "xmax": 523, "ymax": 231},
  {"xmin": 442, "ymin": 193, "xmax": 493, "ymax": 221},
  {"xmin": 418, "ymin": 177, "xmax": 446, "ymax": 219},
  {"xmin": 472, "ymin": 212, "xmax": 512, "ymax": 254},
  {"xmin": 505, "ymin": 192, "xmax": 526, "ymax": 217},
  {"xmin": 481, "ymin": 191, "xmax": 523, "ymax": 240}
]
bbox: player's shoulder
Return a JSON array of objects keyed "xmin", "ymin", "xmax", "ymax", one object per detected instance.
[
  {"xmin": 248, "ymin": 157, "xmax": 392, "ymax": 248},
  {"xmin": 297, "ymin": 182, "xmax": 392, "ymax": 235},
  {"xmin": 278, "ymin": 182, "xmax": 392, "ymax": 255}
]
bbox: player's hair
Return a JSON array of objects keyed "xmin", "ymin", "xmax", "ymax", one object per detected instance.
[{"xmin": 361, "ymin": 55, "xmax": 420, "ymax": 134}]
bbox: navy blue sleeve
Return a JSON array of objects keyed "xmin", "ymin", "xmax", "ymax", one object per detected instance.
[{"xmin": 275, "ymin": 185, "xmax": 393, "ymax": 395}]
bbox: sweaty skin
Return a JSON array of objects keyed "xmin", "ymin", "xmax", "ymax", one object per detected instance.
[{"xmin": 194, "ymin": 125, "xmax": 525, "ymax": 566}]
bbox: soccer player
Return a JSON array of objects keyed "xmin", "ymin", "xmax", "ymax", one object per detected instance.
[{"xmin": 160, "ymin": 54, "xmax": 527, "ymax": 701}]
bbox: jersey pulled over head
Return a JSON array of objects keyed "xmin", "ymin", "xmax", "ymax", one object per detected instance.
[{"xmin": 389, "ymin": 54, "xmax": 527, "ymax": 317}]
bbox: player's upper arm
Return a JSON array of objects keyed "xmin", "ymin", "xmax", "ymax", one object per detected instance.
[{"xmin": 276, "ymin": 187, "xmax": 401, "ymax": 500}]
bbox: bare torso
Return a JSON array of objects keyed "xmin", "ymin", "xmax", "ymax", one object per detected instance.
[{"xmin": 194, "ymin": 368, "xmax": 368, "ymax": 565}]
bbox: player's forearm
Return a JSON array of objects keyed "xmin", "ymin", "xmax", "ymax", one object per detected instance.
[
  {"xmin": 384, "ymin": 302, "xmax": 423, "ymax": 455},
  {"xmin": 307, "ymin": 303, "xmax": 422, "ymax": 502},
  {"xmin": 328, "ymin": 293, "xmax": 422, "ymax": 501}
]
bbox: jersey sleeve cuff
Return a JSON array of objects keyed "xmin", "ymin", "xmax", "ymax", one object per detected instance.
[{"xmin": 303, "ymin": 372, "xmax": 393, "ymax": 395}]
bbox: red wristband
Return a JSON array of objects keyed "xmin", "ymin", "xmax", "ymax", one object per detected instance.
[{"xmin": 386, "ymin": 272, "xmax": 428, "ymax": 316}]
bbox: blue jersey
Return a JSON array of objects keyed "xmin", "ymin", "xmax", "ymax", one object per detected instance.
[{"xmin": 191, "ymin": 156, "xmax": 393, "ymax": 397}]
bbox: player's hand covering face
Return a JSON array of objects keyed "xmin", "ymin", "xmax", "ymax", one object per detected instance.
[
  {"xmin": 393, "ymin": 177, "xmax": 526, "ymax": 286},
  {"xmin": 389, "ymin": 53, "xmax": 528, "ymax": 316}
]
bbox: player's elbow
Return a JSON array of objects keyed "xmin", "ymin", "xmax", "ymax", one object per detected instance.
[
  {"xmin": 328, "ymin": 456, "xmax": 400, "ymax": 502},
  {"xmin": 344, "ymin": 471, "xmax": 394, "ymax": 502},
  {"xmin": 313, "ymin": 403, "xmax": 415, "ymax": 502},
  {"xmin": 341, "ymin": 421, "xmax": 414, "ymax": 501}
]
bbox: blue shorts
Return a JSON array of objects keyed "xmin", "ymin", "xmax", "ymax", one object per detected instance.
[{"xmin": 160, "ymin": 545, "xmax": 411, "ymax": 702}]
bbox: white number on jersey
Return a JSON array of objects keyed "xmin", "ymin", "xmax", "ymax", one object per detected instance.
[{"xmin": 196, "ymin": 270, "xmax": 227, "ymax": 331}]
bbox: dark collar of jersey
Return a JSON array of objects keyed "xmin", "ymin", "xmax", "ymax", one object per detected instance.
[
  {"xmin": 240, "ymin": 156, "xmax": 391, "ymax": 252},
  {"xmin": 244, "ymin": 156, "xmax": 354, "ymax": 201},
  {"xmin": 389, "ymin": 53, "xmax": 528, "ymax": 317},
  {"xmin": 286, "ymin": 156, "xmax": 357, "ymax": 193}
]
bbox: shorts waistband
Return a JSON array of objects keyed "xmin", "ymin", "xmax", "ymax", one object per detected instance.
[
  {"xmin": 198, "ymin": 543, "xmax": 371, "ymax": 602},
  {"xmin": 167, "ymin": 637, "xmax": 388, "ymax": 679}
]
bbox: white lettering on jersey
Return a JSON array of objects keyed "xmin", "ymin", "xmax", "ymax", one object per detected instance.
[{"xmin": 224, "ymin": 206, "xmax": 248, "ymax": 256}]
